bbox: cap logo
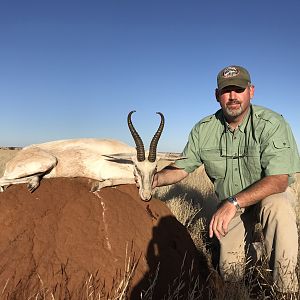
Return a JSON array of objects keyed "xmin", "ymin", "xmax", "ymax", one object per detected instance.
[{"xmin": 222, "ymin": 66, "xmax": 239, "ymax": 78}]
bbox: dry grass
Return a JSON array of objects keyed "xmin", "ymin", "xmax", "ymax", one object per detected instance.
[{"xmin": 1, "ymin": 243, "xmax": 140, "ymax": 300}]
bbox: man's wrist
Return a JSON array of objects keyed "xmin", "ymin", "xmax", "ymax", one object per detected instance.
[{"xmin": 227, "ymin": 195, "xmax": 241, "ymax": 211}]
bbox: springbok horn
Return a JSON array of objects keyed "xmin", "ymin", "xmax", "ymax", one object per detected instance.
[
  {"xmin": 127, "ymin": 111, "xmax": 145, "ymax": 162},
  {"xmin": 148, "ymin": 112, "xmax": 165, "ymax": 162}
]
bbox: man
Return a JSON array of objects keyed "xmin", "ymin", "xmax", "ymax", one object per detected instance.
[{"xmin": 152, "ymin": 65, "xmax": 300, "ymax": 294}]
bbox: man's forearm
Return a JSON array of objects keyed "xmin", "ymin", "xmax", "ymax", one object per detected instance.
[
  {"xmin": 209, "ymin": 174, "xmax": 289, "ymax": 239},
  {"xmin": 156, "ymin": 166, "xmax": 189, "ymax": 187},
  {"xmin": 235, "ymin": 174, "xmax": 289, "ymax": 208}
]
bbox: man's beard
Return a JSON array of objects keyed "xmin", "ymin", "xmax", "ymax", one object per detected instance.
[{"xmin": 225, "ymin": 102, "xmax": 243, "ymax": 117}]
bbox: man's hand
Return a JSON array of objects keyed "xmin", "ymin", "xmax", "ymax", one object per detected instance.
[
  {"xmin": 209, "ymin": 201, "xmax": 237, "ymax": 240},
  {"xmin": 152, "ymin": 173, "xmax": 158, "ymax": 189}
]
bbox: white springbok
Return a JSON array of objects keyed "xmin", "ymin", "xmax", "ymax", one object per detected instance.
[{"xmin": 0, "ymin": 111, "xmax": 184, "ymax": 201}]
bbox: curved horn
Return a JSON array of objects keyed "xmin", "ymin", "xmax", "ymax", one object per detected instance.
[
  {"xmin": 127, "ymin": 110, "xmax": 145, "ymax": 162},
  {"xmin": 148, "ymin": 112, "xmax": 165, "ymax": 162}
]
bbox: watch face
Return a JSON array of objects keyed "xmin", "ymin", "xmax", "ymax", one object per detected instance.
[
  {"xmin": 228, "ymin": 196, "xmax": 235, "ymax": 203},
  {"xmin": 227, "ymin": 196, "xmax": 241, "ymax": 210}
]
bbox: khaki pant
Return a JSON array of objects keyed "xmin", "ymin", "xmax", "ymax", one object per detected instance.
[{"xmin": 219, "ymin": 188, "xmax": 299, "ymax": 293}]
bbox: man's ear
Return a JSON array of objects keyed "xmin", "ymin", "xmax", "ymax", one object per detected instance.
[
  {"xmin": 215, "ymin": 88, "xmax": 220, "ymax": 102},
  {"xmin": 250, "ymin": 84, "xmax": 255, "ymax": 100}
]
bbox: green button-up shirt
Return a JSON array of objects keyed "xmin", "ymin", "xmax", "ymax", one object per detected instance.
[{"xmin": 176, "ymin": 105, "xmax": 300, "ymax": 200}]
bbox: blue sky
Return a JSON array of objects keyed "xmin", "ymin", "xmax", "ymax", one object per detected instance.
[{"xmin": 0, "ymin": 0, "xmax": 299, "ymax": 151}]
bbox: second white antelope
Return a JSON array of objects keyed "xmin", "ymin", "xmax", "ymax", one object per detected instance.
[{"xmin": 0, "ymin": 111, "xmax": 184, "ymax": 201}]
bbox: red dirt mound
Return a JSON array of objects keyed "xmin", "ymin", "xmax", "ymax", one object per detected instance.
[{"xmin": 0, "ymin": 178, "xmax": 209, "ymax": 299}]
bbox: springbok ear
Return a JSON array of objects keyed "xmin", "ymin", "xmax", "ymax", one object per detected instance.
[
  {"xmin": 102, "ymin": 153, "xmax": 134, "ymax": 164},
  {"xmin": 156, "ymin": 153, "xmax": 186, "ymax": 171},
  {"xmin": 156, "ymin": 152, "xmax": 187, "ymax": 161}
]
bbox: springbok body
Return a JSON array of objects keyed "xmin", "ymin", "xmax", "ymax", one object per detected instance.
[{"xmin": 0, "ymin": 111, "xmax": 183, "ymax": 201}]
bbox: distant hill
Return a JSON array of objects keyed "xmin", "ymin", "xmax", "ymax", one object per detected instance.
[{"xmin": 0, "ymin": 147, "xmax": 22, "ymax": 150}]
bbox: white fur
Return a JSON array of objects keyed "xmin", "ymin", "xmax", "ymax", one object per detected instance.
[{"xmin": 0, "ymin": 138, "xmax": 183, "ymax": 201}]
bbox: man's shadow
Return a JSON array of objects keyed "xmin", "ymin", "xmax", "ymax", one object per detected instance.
[
  {"xmin": 130, "ymin": 215, "xmax": 211, "ymax": 299},
  {"xmin": 154, "ymin": 177, "xmax": 221, "ymax": 268}
]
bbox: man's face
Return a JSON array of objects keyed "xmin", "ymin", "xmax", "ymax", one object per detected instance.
[{"xmin": 216, "ymin": 85, "xmax": 255, "ymax": 121}]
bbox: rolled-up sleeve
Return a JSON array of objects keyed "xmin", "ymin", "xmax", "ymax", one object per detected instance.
[{"xmin": 261, "ymin": 118, "xmax": 300, "ymax": 176}]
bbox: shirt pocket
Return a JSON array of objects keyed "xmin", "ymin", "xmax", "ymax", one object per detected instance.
[
  {"xmin": 201, "ymin": 149, "xmax": 226, "ymax": 179},
  {"xmin": 242, "ymin": 146, "xmax": 262, "ymax": 179},
  {"xmin": 273, "ymin": 138, "xmax": 290, "ymax": 150}
]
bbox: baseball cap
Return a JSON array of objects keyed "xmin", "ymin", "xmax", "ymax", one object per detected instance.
[{"xmin": 217, "ymin": 65, "xmax": 251, "ymax": 90}]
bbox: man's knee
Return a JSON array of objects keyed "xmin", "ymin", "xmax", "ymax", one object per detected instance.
[{"xmin": 260, "ymin": 191, "xmax": 296, "ymax": 222}]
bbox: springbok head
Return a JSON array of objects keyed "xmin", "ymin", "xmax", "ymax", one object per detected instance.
[{"xmin": 107, "ymin": 111, "xmax": 185, "ymax": 201}]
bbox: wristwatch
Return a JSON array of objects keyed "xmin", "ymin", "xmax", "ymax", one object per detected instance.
[{"xmin": 227, "ymin": 195, "xmax": 241, "ymax": 211}]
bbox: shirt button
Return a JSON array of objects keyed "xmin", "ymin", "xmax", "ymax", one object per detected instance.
[
  {"xmin": 235, "ymin": 184, "xmax": 238, "ymax": 187},
  {"xmin": 235, "ymin": 168, "xmax": 238, "ymax": 171},
  {"xmin": 234, "ymin": 136, "xmax": 237, "ymax": 139}
]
